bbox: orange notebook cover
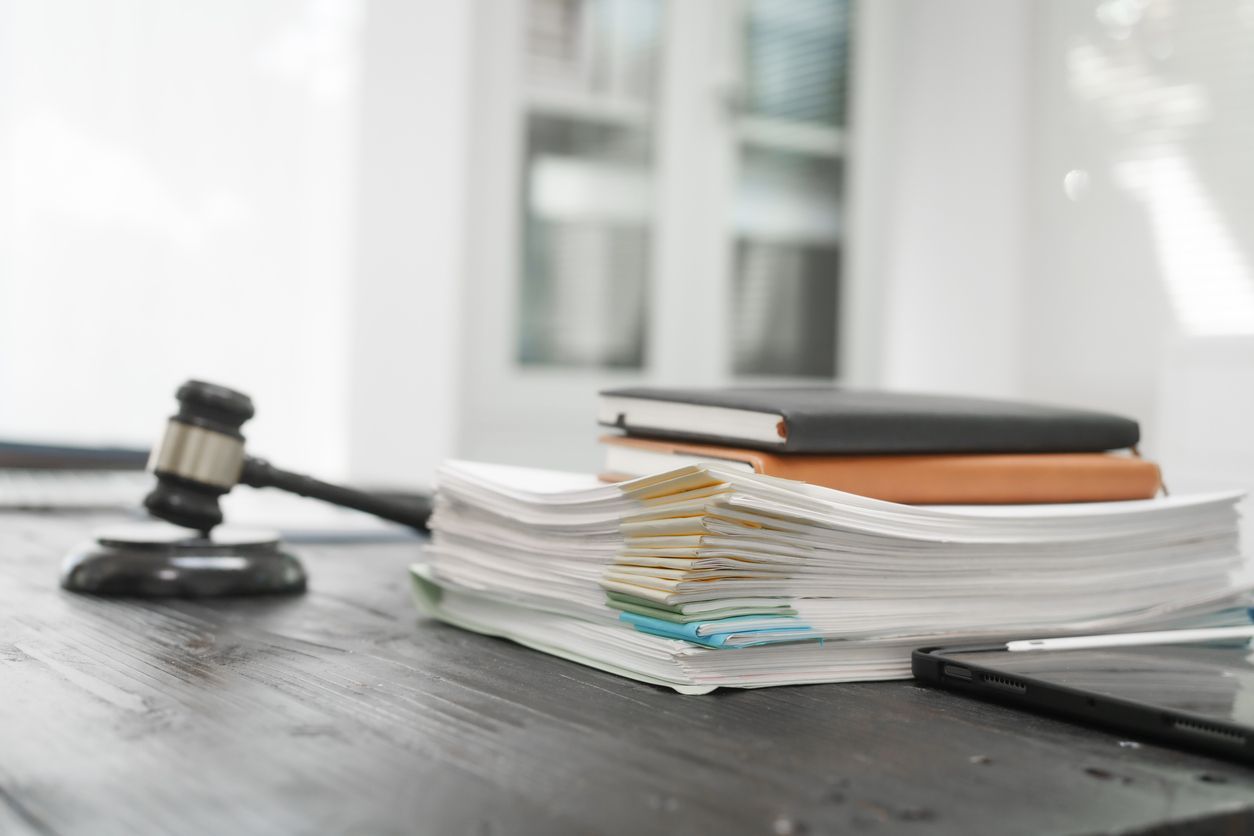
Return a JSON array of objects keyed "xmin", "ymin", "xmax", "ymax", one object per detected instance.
[{"xmin": 600, "ymin": 435, "xmax": 1162, "ymax": 504}]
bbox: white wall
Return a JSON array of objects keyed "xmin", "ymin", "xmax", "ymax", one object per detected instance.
[
  {"xmin": 347, "ymin": 0, "xmax": 473, "ymax": 488},
  {"xmin": 0, "ymin": 0, "xmax": 476, "ymax": 487},
  {"xmin": 862, "ymin": 0, "xmax": 1254, "ymax": 507},
  {"xmin": 0, "ymin": 0, "xmax": 359, "ymax": 477},
  {"xmin": 1022, "ymin": 0, "xmax": 1254, "ymax": 499},
  {"xmin": 864, "ymin": 0, "xmax": 1032, "ymax": 399}
]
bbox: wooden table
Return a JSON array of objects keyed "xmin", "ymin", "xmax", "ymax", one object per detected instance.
[{"xmin": 2, "ymin": 511, "xmax": 1252, "ymax": 836}]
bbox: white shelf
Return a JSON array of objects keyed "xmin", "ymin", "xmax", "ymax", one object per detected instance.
[
  {"xmin": 733, "ymin": 230, "xmax": 843, "ymax": 248},
  {"xmin": 736, "ymin": 116, "xmax": 846, "ymax": 157},
  {"xmin": 526, "ymin": 87, "xmax": 651, "ymax": 128},
  {"xmin": 529, "ymin": 156, "xmax": 652, "ymax": 223}
]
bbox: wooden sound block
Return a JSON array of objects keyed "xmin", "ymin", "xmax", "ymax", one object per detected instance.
[{"xmin": 60, "ymin": 522, "xmax": 306, "ymax": 597}]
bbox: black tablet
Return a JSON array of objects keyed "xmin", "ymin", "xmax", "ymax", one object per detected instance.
[{"xmin": 913, "ymin": 628, "xmax": 1254, "ymax": 765}]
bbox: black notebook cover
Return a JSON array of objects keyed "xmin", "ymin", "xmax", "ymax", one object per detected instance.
[{"xmin": 599, "ymin": 387, "xmax": 1141, "ymax": 454}]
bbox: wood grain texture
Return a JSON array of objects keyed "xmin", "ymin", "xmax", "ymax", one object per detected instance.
[{"xmin": 1, "ymin": 511, "xmax": 1252, "ymax": 836}]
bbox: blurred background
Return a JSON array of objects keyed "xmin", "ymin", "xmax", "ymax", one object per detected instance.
[{"xmin": 1, "ymin": 0, "xmax": 1252, "ymax": 503}]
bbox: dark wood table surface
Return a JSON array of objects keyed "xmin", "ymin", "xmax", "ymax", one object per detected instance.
[{"xmin": 3, "ymin": 511, "xmax": 1253, "ymax": 836}]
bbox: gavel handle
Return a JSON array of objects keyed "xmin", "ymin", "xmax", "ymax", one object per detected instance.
[{"xmin": 240, "ymin": 458, "xmax": 431, "ymax": 531}]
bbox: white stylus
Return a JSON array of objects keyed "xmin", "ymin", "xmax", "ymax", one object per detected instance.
[{"xmin": 1006, "ymin": 625, "xmax": 1254, "ymax": 652}]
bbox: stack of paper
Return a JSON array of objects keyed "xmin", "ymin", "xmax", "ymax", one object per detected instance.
[{"xmin": 413, "ymin": 461, "xmax": 1252, "ymax": 694}]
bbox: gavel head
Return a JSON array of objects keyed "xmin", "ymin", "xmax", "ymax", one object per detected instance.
[{"xmin": 143, "ymin": 380, "xmax": 254, "ymax": 532}]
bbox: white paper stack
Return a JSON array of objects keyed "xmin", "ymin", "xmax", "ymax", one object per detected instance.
[{"xmin": 412, "ymin": 461, "xmax": 1253, "ymax": 694}]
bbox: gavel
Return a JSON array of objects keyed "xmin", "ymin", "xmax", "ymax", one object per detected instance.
[{"xmin": 144, "ymin": 380, "xmax": 430, "ymax": 533}]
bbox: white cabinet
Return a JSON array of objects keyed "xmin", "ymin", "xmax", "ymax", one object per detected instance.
[{"xmin": 459, "ymin": 0, "xmax": 855, "ymax": 471}]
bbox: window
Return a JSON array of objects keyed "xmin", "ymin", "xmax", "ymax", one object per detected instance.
[{"xmin": 463, "ymin": 0, "xmax": 854, "ymax": 469}]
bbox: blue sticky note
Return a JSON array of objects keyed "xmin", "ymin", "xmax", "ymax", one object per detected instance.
[
  {"xmin": 618, "ymin": 612, "xmax": 730, "ymax": 647},
  {"xmin": 619, "ymin": 612, "xmax": 819, "ymax": 649}
]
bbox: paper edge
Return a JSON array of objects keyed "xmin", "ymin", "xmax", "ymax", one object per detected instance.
[{"xmin": 408, "ymin": 564, "xmax": 717, "ymax": 696}]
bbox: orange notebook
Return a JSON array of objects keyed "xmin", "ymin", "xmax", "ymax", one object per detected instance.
[{"xmin": 600, "ymin": 435, "xmax": 1162, "ymax": 505}]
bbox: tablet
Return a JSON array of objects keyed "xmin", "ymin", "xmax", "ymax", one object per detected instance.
[{"xmin": 913, "ymin": 627, "xmax": 1254, "ymax": 764}]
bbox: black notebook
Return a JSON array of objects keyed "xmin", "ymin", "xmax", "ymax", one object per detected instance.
[{"xmin": 597, "ymin": 387, "xmax": 1140, "ymax": 454}]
